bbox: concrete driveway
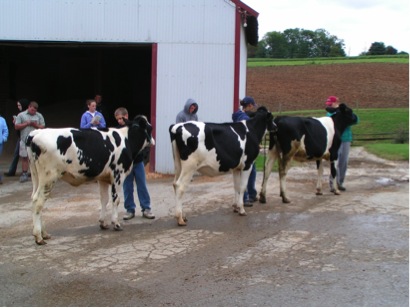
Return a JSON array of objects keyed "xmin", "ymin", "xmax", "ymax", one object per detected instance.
[{"xmin": 0, "ymin": 147, "xmax": 408, "ymax": 306}]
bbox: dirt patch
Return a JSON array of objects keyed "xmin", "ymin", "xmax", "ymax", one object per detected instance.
[{"xmin": 247, "ymin": 63, "xmax": 409, "ymax": 112}]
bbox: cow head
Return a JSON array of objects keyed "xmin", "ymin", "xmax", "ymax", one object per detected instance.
[
  {"xmin": 331, "ymin": 103, "xmax": 358, "ymax": 135},
  {"xmin": 126, "ymin": 115, "xmax": 155, "ymax": 159},
  {"xmin": 255, "ymin": 106, "xmax": 277, "ymax": 133}
]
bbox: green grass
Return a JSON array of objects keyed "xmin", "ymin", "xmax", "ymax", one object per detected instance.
[
  {"xmin": 247, "ymin": 55, "xmax": 409, "ymax": 67},
  {"xmin": 364, "ymin": 143, "xmax": 409, "ymax": 161},
  {"xmin": 272, "ymin": 108, "xmax": 409, "ymax": 142}
]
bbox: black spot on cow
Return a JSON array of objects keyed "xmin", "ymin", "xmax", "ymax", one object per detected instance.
[
  {"xmin": 56, "ymin": 135, "xmax": 73, "ymax": 156},
  {"xmin": 71, "ymin": 129, "xmax": 112, "ymax": 177}
]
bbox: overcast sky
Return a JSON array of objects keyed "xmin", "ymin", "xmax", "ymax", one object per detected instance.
[{"xmin": 243, "ymin": 0, "xmax": 409, "ymax": 56}]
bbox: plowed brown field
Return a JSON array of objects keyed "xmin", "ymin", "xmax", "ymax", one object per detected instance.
[{"xmin": 246, "ymin": 63, "xmax": 409, "ymax": 112}]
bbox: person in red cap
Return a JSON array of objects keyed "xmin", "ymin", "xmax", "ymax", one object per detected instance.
[{"xmin": 325, "ymin": 96, "xmax": 359, "ymax": 192}]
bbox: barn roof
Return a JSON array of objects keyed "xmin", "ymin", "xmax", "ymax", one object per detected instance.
[{"xmin": 232, "ymin": 0, "xmax": 259, "ymax": 46}]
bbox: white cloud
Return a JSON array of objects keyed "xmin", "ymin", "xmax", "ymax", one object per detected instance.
[{"xmin": 244, "ymin": 0, "xmax": 410, "ymax": 56}]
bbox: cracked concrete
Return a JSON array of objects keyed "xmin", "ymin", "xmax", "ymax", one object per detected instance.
[{"xmin": 0, "ymin": 147, "xmax": 408, "ymax": 306}]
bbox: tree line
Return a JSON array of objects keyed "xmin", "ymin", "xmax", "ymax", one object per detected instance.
[{"xmin": 249, "ymin": 28, "xmax": 408, "ymax": 58}]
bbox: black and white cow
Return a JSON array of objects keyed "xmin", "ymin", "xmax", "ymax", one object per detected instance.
[
  {"xmin": 169, "ymin": 107, "xmax": 276, "ymax": 226},
  {"xmin": 259, "ymin": 103, "xmax": 358, "ymax": 204},
  {"xmin": 26, "ymin": 115, "xmax": 154, "ymax": 245}
]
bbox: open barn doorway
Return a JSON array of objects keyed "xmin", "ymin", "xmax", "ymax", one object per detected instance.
[{"xmin": 0, "ymin": 42, "xmax": 153, "ymax": 130}]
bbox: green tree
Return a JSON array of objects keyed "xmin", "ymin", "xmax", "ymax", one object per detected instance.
[
  {"xmin": 367, "ymin": 42, "xmax": 386, "ymax": 55},
  {"xmin": 261, "ymin": 31, "xmax": 289, "ymax": 58},
  {"xmin": 385, "ymin": 45, "xmax": 398, "ymax": 55},
  {"xmin": 257, "ymin": 28, "xmax": 345, "ymax": 58}
]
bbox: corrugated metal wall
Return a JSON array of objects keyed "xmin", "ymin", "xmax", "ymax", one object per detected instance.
[{"xmin": 0, "ymin": 0, "xmax": 249, "ymax": 174}]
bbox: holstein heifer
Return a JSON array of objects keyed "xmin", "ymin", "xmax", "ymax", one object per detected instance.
[
  {"xmin": 26, "ymin": 115, "xmax": 155, "ymax": 245},
  {"xmin": 259, "ymin": 103, "xmax": 358, "ymax": 204},
  {"xmin": 169, "ymin": 106, "xmax": 276, "ymax": 226}
]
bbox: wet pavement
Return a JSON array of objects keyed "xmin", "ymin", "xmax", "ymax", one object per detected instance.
[{"xmin": 0, "ymin": 147, "xmax": 408, "ymax": 306}]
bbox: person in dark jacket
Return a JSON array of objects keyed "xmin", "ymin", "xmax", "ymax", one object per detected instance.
[
  {"xmin": 114, "ymin": 107, "xmax": 155, "ymax": 220},
  {"xmin": 232, "ymin": 96, "xmax": 259, "ymax": 206},
  {"xmin": 4, "ymin": 98, "xmax": 30, "ymax": 177},
  {"xmin": 176, "ymin": 98, "xmax": 199, "ymax": 123}
]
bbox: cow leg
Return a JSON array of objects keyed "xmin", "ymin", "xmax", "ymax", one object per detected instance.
[
  {"xmin": 232, "ymin": 169, "xmax": 250, "ymax": 216},
  {"xmin": 278, "ymin": 157, "xmax": 291, "ymax": 203},
  {"xmin": 238, "ymin": 170, "xmax": 251, "ymax": 215},
  {"xmin": 110, "ymin": 183, "xmax": 122, "ymax": 231},
  {"xmin": 315, "ymin": 160, "xmax": 324, "ymax": 195},
  {"xmin": 99, "ymin": 182, "xmax": 123, "ymax": 231},
  {"xmin": 232, "ymin": 170, "xmax": 241, "ymax": 213},
  {"xmin": 32, "ymin": 180, "xmax": 54, "ymax": 245},
  {"xmin": 98, "ymin": 181, "xmax": 110, "ymax": 229},
  {"xmin": 29, "ymin": 159, "xmax": 39, "ymax": 200},
  {"xmin": 173, "ymin": 168, "xmax": 195, "ymax": 226},
  {"xmin": 329, "ymin": 161, "xmax": 341, "ymax": 195},
  {"xmin": 259, "ymin": 151, "xmax": 276, "ymax": 203}
]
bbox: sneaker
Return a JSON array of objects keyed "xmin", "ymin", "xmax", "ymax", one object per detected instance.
[
  {"xmin": 19, "ymin": 173, "xmax": 29, "ymax": 183},
  {"xmin": 142, "ymin": 210, "xmax": 155, "ymax": 219},
  {"xmin": 248, "ymin": 196, "xmax": 259, "ymax": 203},
  {"xmin": 123, "ymin": 212, "xmax": 135, "ymax": 220},
  {"xmin": 338, "ymin": 185, "xmax": 346, "ymax": 191}
]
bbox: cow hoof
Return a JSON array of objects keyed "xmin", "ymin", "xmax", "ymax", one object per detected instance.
[
  {"xmin": 239, "ymin": 211, "xmax": 247, "ymax": 216},
  {"xmin": 334, "ymin": 190, "xmax": 341, "ymax": 195},
  {"xmin": 259, "ymin": 195, "xmax": 266, "ymax": 204},
  {"xmin": 100, "ymin": 223, "xmax": 110, "ymax": 230},
  {"xmin": 42, "ymin": 234, "xmax": 51, "ymax": 240},
  {"xmin": 113, "ymin": 224, "xmax": 123, "ymax": 231},
  {"xmin": 36, "ymin": 239, "xmax": 47, "ymax": 245},
  {"xmin": 316, "ymin": 191, "xmax": 323, "ymax": 195},
  {"xmin": 232, "ymin": 205, "xmax": 240, "ymax": 213},
  {"xmin": 178, "ymin": 221, "xmax": 187, "ymax": 226},
  {"xmin": 282, "ymin": 198, "xmax": 291, "ymax": 204}
]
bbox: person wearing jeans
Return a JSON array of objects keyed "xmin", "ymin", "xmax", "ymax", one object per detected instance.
[
  {"xmin": 114, "ymin": 107, "xmax": 155, "ymax": 220},
  {"xmin": 123, "ymin": 156, "xmax": 154, "ymax": 219},
  {"xmin": 232, "ymin": 96, "xmax": 259, "ymax": 207}
]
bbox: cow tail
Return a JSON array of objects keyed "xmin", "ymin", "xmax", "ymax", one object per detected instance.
[{"xmin": 262, "ymin": 133, "xmax": 269, "ymax": 180}]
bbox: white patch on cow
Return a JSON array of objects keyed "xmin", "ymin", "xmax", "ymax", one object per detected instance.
[{"xmin": 314, "ymin": 117, "xmax": 335, "ymax": 153}]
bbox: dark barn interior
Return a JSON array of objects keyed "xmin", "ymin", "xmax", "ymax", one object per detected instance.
[{"xmin": 0, "ymin": 42, "xmax": 152, "ymax": 152}]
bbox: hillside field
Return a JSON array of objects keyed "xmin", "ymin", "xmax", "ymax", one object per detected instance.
[{"xmin": 246, "ymin": 63, "xmax": 409, "ymax": 112}]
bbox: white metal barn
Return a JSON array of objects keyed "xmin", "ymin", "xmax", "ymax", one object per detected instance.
[{"xmin": 0, "ymin": 0, "xmax": 259, "ymax": 174}]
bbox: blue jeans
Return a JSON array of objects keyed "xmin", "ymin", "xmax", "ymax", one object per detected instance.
[
  {"xmin": 244, "ymin": 163, "xmax": 257, "ymax": 201},
  {"xmin": 123, "ymin": 161, "xmax": 151, "ymax": 214}
]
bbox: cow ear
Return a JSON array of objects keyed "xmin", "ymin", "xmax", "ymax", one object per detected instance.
[
  {"xmin": 137, "ymin": 115, "xmax": 148, "ymax": 128},
  {"xmin": 124, "ymin": 117, "xmax": 132, "ymax": 126}
]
